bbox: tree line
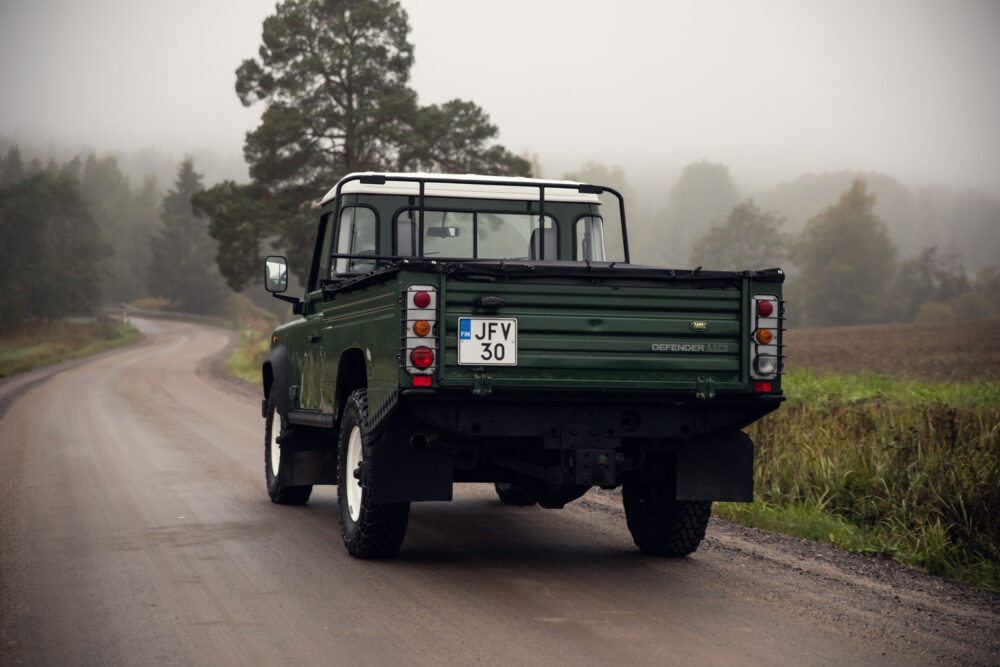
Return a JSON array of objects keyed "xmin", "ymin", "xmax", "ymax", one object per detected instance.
[{"xmin": 0, "ymin": 147, "xmax": 230, "ymax": 330}]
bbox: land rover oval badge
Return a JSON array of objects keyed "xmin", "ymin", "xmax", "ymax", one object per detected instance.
[{"xmin": 689, "ymin": 321, "xmax": 709, "ymax": 332}]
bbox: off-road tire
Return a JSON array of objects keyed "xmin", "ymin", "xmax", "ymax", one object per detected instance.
[
  {"xmin": 265, "ymin": 386, "xmax": 313, "ymax": 505},
  {"xmin": 337, "ymin": 389, "xmax": 410, "ymax": 559},
  {"xmin": 494, "ymin": 482, "xmax": 538, "ymax": 506},
  {"xmin": 622, "ymin": 458, "xmax": 711, "ymax": 557}
]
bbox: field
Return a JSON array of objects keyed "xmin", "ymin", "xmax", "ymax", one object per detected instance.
[
  {"xmin": 782, "ymin": 319, "xmax": 1000, "ymax": 381},
  {"xmin": 716, "ymin": 319, "xmax": 1000, "ymax": 591}
]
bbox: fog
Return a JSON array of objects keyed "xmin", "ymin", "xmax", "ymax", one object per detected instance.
[{"xmin": 1, "ymin": 0, "xmax": 998, "ymax": 194}]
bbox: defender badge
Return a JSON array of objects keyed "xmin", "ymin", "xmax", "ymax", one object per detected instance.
[{"xmin": 689, "ymin": 321, "xmax": 709, "ymax": 332}]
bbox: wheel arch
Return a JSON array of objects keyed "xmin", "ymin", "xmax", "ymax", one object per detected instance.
[
  {"xmin": 334, "ymin": 347, "xmax": 368, "ymax": 420},
  {"xmin": 263, "ymin": 345, "xmax": 291, "ymax": 418}
]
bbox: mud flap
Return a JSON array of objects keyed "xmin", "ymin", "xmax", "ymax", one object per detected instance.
[
  {"xmin": 365, "ymin": 445, "xmax": 454, "ymax": 503},
  {"xmin": 675, "ymin": 431, "xmax": 754, "ymax": 502},
  {"xmin": 279, "ymin": 450, "xmax": 338, "ymax": 486}
]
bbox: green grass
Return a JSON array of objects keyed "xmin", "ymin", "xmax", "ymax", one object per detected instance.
[
  {"xmin": 717, "ymin": 368, "xmax": 1000, "ymax": 592},
  {"xmin": 226, "ymin": 326, "xmax": 270, "ymax": 386},
  {"xmin": 0, "ymin": 319, "xmax": 140, "ymax": 378}
]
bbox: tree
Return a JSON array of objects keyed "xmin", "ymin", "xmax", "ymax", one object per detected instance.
[
  {"xmin": 196, "ymin": 0, "xmax": 530, "ymax": 290},
  {"xmin": 80, "ymin": 155, "xmax": 163, "ymax": 303},
  {"xmin": 0, "ymin": 171, "xmax": 109, "ymax": 329},
  {"xmin": 890, "ymin": 246, "xmax": 969, "ymax": 322},
  {"xmin": 660, "ymin": 161, "xmax": 740, "ymax": 266},
  {"xmin": 0, "ymin": 146, "xmax": 25, "ymax": 186},
  {"xmin": 794, "ymin": 179, "xmax": 897, "ymax": 326},
  {"xmin": 689, "ymin": 199, "xmax": 786, "ymax": 270},
  {"xmin": 148, "ymin": 159, "xmax": 228, "ymax": 314}
]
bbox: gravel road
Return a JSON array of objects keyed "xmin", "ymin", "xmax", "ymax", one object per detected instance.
[{"xmin": 1, "ymin": 318, "xmax": 997, "ymax": 666}]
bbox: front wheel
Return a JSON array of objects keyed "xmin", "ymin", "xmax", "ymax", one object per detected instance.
[
  {"xmin": 264, "ymin": 386, "xmax": 312, "ymax": 505},
  {"xmin": 622, "ymin": 457, "xmax": 711, "ymax": 557},
  {"xmin": 337, "ymin": 389, "xmax": 410, "ymax": 559}
]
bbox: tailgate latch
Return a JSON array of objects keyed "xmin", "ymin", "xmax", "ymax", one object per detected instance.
[
  {"xmin": 473, "ymin": 371, "xmax": 493, "ymax": 397},
  {"xmin": 695, "ymin": 376, "xmax": 716, "ymax": 400}
]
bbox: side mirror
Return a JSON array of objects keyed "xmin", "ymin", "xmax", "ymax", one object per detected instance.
[{"xmin": 265, "ymin": 255, "xmax": 288, "ymax": 293}]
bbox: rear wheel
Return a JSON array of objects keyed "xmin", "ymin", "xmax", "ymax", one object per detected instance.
[
  {"xmin": 264, "ymin": 386, "xmax": 312, "ymax": 505},
  {"xmin": 622, "ymin": 456, "xmax": 710, "ymax": 556},
  {"xmin": 337, "ymin": 389, "xmax": 410, "ymax": 559},
  {"xmin": 494, "ymin": 482, "xmax": 538, "ymax": 506}
]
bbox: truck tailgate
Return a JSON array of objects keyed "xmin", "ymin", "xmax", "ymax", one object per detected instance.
[{"xmin": 439, "ymin": 279, "xmax": 746, "ymax": 391}]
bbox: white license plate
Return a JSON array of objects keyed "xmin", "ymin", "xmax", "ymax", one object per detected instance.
[{"xmin": 458, "ymin": 318, "xmax": 517, "ymax": 366}]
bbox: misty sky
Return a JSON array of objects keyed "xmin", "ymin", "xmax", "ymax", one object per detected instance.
[{"xmin": 2, "ymin": 0, "xmax": 998, "ymax": 194}]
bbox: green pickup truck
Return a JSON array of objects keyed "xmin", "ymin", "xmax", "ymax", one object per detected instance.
[{"xmin": 262, "ymin": 173, "xmax": 784, "ymax": 559}]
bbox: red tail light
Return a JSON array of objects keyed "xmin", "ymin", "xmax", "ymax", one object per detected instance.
[
  {"xmin": 757, "ymin": 300, "xmax": 774, "ymax": 317},
  {"xmin": 413, "ymin": 291, "xmax": 431, "ymax": 308},
  {"xmin": 410, "ymin": 346, "xmax": 434, "ymax": 368}
]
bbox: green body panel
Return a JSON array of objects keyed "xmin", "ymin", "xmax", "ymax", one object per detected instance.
[
  {"xmin": 274, "ymin": 270, "xmax": 782, "ymax": 410},
  {"xmin": 318, "ymin": 284, "xmax": 398, "ymax": 414},
  {"xmin": 438, "ymin": 279, "xmax": 747, "ymax": 391}
]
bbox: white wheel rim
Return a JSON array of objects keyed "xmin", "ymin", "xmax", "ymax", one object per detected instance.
[
  {"xmin": 346, "ymin": 425, "xmax": 363, "ymax": 522},
  {"xmin": 269, "ymin": 417, "xmax": 281, "ymax": 478}
]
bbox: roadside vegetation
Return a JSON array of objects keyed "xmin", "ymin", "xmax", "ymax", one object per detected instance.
[
  {"xmin": 227, "ymin": 323, "xmax": 272, "ymax": 385},
  {"xmin": 0, "ymin": 318, "xmax": 139, "ymax": 378},
  {"xmin": 717, "ymin": 335, "xmax": 1000, "ymax": 593}
]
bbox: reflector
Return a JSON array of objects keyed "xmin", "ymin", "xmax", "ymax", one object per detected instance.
[{"xmin": 412, "ymin": 376, "xmax": 432, "ymax": 387}]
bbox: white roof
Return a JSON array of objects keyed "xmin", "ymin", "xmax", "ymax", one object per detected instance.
[{"xmin": 320, "ymin": 172, "xmax": 602, "ymax": 205}]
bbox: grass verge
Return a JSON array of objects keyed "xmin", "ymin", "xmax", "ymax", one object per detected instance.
[
  {"xmin": 0, "ymin": 318, "xmax": 140, "ymax": 378},
  {"xmin": 716, "ymin": 368, "xmax": 1000, "ymax": 592},
  {"xmin": 226, "ymin": 324, "xmax": 271, "ymax": 386}
]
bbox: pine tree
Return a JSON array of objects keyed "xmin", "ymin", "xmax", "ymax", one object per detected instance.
[
  {"xmin": 148, "ymin": 159, "xmax": 228, "ymax": 314},
  {"xmin": 195, "ymin": 0, "xmax": 530, "ymax": 290}
]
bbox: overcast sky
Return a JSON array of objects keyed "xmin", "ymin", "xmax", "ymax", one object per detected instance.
[{"xmin": 1, "ymin": 0, "xmax": 998, "ymax": 194}]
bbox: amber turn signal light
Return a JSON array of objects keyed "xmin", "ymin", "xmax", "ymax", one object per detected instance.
[
  {"xmin": 755, "ymin": 329, "xmax": 773, "ymax": 344},
  {"xmin": 413, "ymin": 320, "xmax": 431, "ymax": 336}
]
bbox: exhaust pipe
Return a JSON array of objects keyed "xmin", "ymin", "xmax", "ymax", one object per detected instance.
[{"xmin": 409, "ymin": 433, "xmax": 428, "ymax": 449}]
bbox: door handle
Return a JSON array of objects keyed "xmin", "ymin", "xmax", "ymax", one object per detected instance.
[{"xmin": 309, "ymin": 335, "xmax": 321, "ymax": 343}]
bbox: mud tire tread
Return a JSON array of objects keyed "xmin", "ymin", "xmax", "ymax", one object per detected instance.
[
  {"xmin": 264, "ymin": 386, "xmax": 312, "ymax": 506},
  {"xmin": 337, "ymin": 389, "xmax": 409, "ymax": 559}
]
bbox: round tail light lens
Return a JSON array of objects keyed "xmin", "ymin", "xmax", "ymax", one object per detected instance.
[
  {"xmin": 413, "ymin": 291, "xmax": 431, "ymax": 309},
  {"xmin": 413, "ymin": 320, "xmax": 431, "ymax": 337},
  {"xmin": 410, "ymin": 346, "xmax": 434, "ymax": 368},
  {"xmin": 755, "ymin": 329, "xmax": 774, "ymax": 344},
  {"xmin": 757, "ymin": 300, "xmax": 774, "ymax": 317}
]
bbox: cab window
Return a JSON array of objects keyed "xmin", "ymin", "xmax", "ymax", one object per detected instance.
[
  {"xmin": 333, "ymin": 206, "xmax": 377, "ymax": 276},
  {"xmin": 575, "ymin": 216, "xmax": 606, "ymax": 261}
]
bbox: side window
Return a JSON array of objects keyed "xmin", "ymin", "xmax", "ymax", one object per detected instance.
[
  {"xmin": 333, "ymin": 206, "xmax": 377, "ymax": 276},
  {"xmin": 317, "ymin": 212, "xmax": 336, "ymax": 284},
  {"xmin": 575, "ymin": 216, "xmax": 606, "ymax": 261}
]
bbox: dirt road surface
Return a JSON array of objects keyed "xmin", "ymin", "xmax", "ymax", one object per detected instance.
[{"xmin": 1, "ymin": 319, "xmax": 997, "ymax": 666}]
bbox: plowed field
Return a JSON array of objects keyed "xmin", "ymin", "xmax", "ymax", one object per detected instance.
[{"xmin": 783, "ymin": 319, "xmax": 1000, "ymax": 381}]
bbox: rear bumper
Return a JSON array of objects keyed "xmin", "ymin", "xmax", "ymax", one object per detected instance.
[{"xmin": 396, "ymin": 388, "xmax": 783, "ymax": 443}]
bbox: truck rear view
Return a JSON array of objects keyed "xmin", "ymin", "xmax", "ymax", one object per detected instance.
[{"xmin": 262, "ymin": 173, "xmax": 785, "ymax": 558}]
